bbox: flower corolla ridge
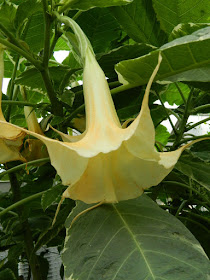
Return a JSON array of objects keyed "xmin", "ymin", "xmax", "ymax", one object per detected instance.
[{"xmin": 0, "ymin": 45, "xmax": 25, "ymax": 164}]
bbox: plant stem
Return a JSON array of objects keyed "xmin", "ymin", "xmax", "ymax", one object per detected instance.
[
  {"xmin": 163, "ymin": 181, "xmax": 209, "ymax": 205},
  {"xmin": 179, "ymin": 135, "xmax": 210, "ymax": 145},
  {"xmin": 5, "ymin": 56, "xmax": 20, "ymax": 121},
  {"xmin": 42, "ymin": 0, "xmax": 52, "ymax": 67},
  {"xmin": 192, "ymin": 104, "xmax": 210, "ymax": 114},
  {"xmin": 58, "ymin": 0, "xmax": 77, "ymax": 13},
  {"xmin": 174, "ymin": 82, "xmax": 186, "ymax": 105},
  {"xmin": 1, "ymin": 100, "xmax": 50, "ymax": 108},
  {"xmin": 0, "ymin": 158, "xmax": 50, "ymax": 179},
  {"xmin": 0, "ymin": 207, "xmax": 18, "ymax": 216},
  {"xmin": 41, "ymin": 0, "xmax": 63, "ymax": 116},
  {"xmin": 172, "ymin": 88, "xmax": 194, "ymax": 149},
  {"xmin": 156, "ymin": 91, "xmax": 177, "ymax": 135},
  {"xmin": 178, "ymin": 216, "xmax": 209, "ymax": 233},
  {"xmin": 40, "ymin": 69, "xmax": 63, "ymax": 115},
  {"xmin": 68, "ymin": 104, "xmax": 85, "ymax": 122},
  {"xmin": 72, "ymin": 10, "xmax": 83, "ymax": 20},
  {"xmin": 184, "ymin": 211, "xmax": 210, "ymax": 223},
  {"xmin": 175, "ymin": 200, "xmax": 187, "ymax": 217},
  {"xmin": 8, "ymin": 173, "xmax": 43, "ymax": 280},
  {"xmin": 0, "ymin": 189, "xmax": 46, "ymax": 218},
  {"xmin": 186, "ymin": 116, "xmax": 210, "ymax": 132},
  {"xmin": 0, "ymin": 38, "xmax": 43, "ymax": 70},
  {"xmin": 0, "ymin": 22, "xmax": 28, "ymax": 51},
  {"xmin": 110, "ymin": 84, "xmax": 136, "ymax": 95},
  {"xmin": 49, "ymin": 23, "xmax": 62, "ymax": 58}
]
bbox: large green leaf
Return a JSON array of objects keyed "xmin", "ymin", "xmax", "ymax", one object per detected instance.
[
  {"xmin": 0, "ymin": 1, "xmax": 16, "ymax": 34},
  {"xmin": 63, "ymin": 195, "xmax": 209, "ymax": 280},
  {"xmin": 110, "ymin": 0, "xmax": 167, "ymax": 46},
  {"xmin": 155, "ymin": 124, "xmax": 170, "ymax": 146},
  {"xmin": 62, "ymin": 0, "xmax": 133, "ymax": 11},
  {"xmin": 24, "ymin": 12, "xmax": 45, "ymax": 52},
  {"xmin": 15, "ymin": 0, "xmax": 42, "ymax": 33},
  {"xmin": 4, "ymin": 52, "xmax": 14, "ymax": 78},
  {"xmin": 175, "ymin": 152, "xmax": 210, "ymax": 191},
  {"xmin": 115, "ymin": 27, "xmax": 210, "ymax": 86},
  {"xmin": 153, "ymin": 0, "xmax": 210, "ymax": 35},
  {"xmin": 77, "ymin": 8, "xmax": 121, "ymax": 53},
  {"xmin": 15, "ymin": 66, "xmax": 72, "ymax": 93},
  {"xmin": 190, "ymin": 140, "xmax": 210, "ymax": 162},
  {"xmin": 160, "ymin": 82, "xmax": 190, "ymax": 106},
  {"xmin": 169, "ymin": 23, "xmax": 210, "ymax": 41},
  {"xmin": 98, "ymin": 43, "xmax": 156, "ymax": 78},
  {"xmin": 0, "ymin": 269, "xmax": 17, "ymax": 280}
]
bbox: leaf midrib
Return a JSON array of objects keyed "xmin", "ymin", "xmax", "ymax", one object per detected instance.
[
  {"xmin": 116, "ymin": 39, "xmax": 210, "ymax": 87},
  {"xmin": 112, "ymin": 204, "xmax": 156, "ymax": 280}
]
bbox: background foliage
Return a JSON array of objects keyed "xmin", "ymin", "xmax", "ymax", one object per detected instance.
[{"xmin": 0, "ymin": 0, "xmax": 209, "ymax": 279}]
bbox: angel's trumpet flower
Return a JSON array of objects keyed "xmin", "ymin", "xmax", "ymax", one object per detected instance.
[
  {"xmin": 0, "ymin": 46, "xmax": 25, "ymax": 164},
  {"xmin": 20, "ymin": 87, "xmax": 48, "ymax": 162},
  {"xmin": 1, "ymin": 18, "xmax": 209, "ymax": 203},
  {"xmin": 21, "ymin": 106, "xmax": 48, "ymax": 161}
]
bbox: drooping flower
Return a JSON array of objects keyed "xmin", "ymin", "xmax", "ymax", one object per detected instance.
[
  {"xmin": 1, "ymin": 17, "xmax": 208, "ymax": 203},
  {"xmin": 20, "ymin": 87, "xmax": 48, "ymax": 162},
  {"xmin": 0, "ymin": 45, "xmax": 25, "ymax": 164}
]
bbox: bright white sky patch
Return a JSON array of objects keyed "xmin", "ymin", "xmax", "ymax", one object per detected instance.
[
  {"xmin": 2, "ymin": 78, "xmax": 10, "ymax": 94},
  {"xmin": 53, "ymin": 50, "xmax": 69, "ymax": 63}
]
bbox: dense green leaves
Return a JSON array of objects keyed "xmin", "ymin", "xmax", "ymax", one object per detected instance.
[
  {"xmin": 169, "ymin": 23, "xmax": 210, "ymax": 41},
  {"xmin": 98, "ymin": 43, "xmax": 155, "ymax": 78},
  {"xmin": 0, "ymin": 0, "xmax": 210, "ymax": 279},
  {"xmin": 15, "ymin": 0, "xmax": 42, "ymax": 31},
  {"xmin": 63, "ymin": 195, "xmax": 209, "ymax": 280},
  {"xmin": 0, "ymin": 269, "xmax": 17, "ymax": 280},
  {"xmin": 160, "ymin": 82, "xmax": 190, "ymax": 106},
  {"xmin": 0, "ymin": 1, "xmax": 16, "ymax": 34},
  {"xmin": 41, "ymin": 184, "xmax": 65, "ymax": 211},
  {"xmin": 176, "ymin": 152, "xmax": 210, "ymax": 191},
  {"xmin": 77, "ymin": 8, "xmax": 121, "ymax": 53},
  {"xmin": 116, "ymin": 27, "xmax": 210, "ymax": 86},
  {"xmin": 153, "ymin": 0, "xmax": 210, "ymax": 34},
  {"xmin": 23, "ymin": 11, "xmax": 45, "ymax": 52},
  {"xmin": 15, "ymin": 66, "xmax": 73, "ymax": 93},
  {"xmin": 110, "ymin": 0, "xmax": 167, "ymax": 46}
]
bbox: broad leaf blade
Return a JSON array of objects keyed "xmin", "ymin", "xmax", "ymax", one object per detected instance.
[
  {"xmin": 98, "ymin": 43, "xmax": 156, "ymax": 78},
  {"xmin": 110, "ymin": 0, "xmax": 167, "ymax": 46},
  {"xmin": 175, "ymin": 152, "xmax": 210, "ymax": 191},
  {"xmin": 41, "ymin": 184, "xmax": 65, "ymax": 211},
  {"xmin": 116, "ymin": 27, "xmax": 210, "ymax": 86},
  {"xmin": 0, "ymin": 269, "xmax": 17, "ymax": 280},
  {"xmin": 15, "ymin": 0, "xmax": 42, "ymax": 29},
  {"xmin": 77, "ymin": 8, "xmax": 121, "ymax": 53},
  {"xmin": 153, "ymin": 0, "xmax": 210, "ymax": 35},
  {"xmin": 169, "ymin": 23, "xmax": 210, "ymax": 41},
  {"xmin": 24, "ymin": 12, "xmax": 45, "ymax": 52},
  {"xmin": 63, "ymin": 195, "xmax": 209, "ymax": 280},
  {"xmin": 0, "ymin": 1, "xmax": 16, "ymax": 34}
]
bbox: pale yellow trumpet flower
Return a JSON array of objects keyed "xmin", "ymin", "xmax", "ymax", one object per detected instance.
[
  {"xmin": 20, "ymin": 86, "xmax": 48, "ymax": 162},
  {"xmin": 1, "ymin": 18, "xmax": 209, "ymax": 204},
  {"xmin": 0, "ymin": 46, "xmax": 25, "ymax": 164},
  {"xmin": 1, "ymin": 49, "xmax": 206, "ymax": 204},
  {"xmin": 21, "ymin": 106, "xmax": 48, "ymax": 162}
]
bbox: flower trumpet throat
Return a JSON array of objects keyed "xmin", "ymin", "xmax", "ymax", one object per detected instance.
[{"xmin": 0, "ymin": 46, "xmax": 25, "ymax": 164}]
